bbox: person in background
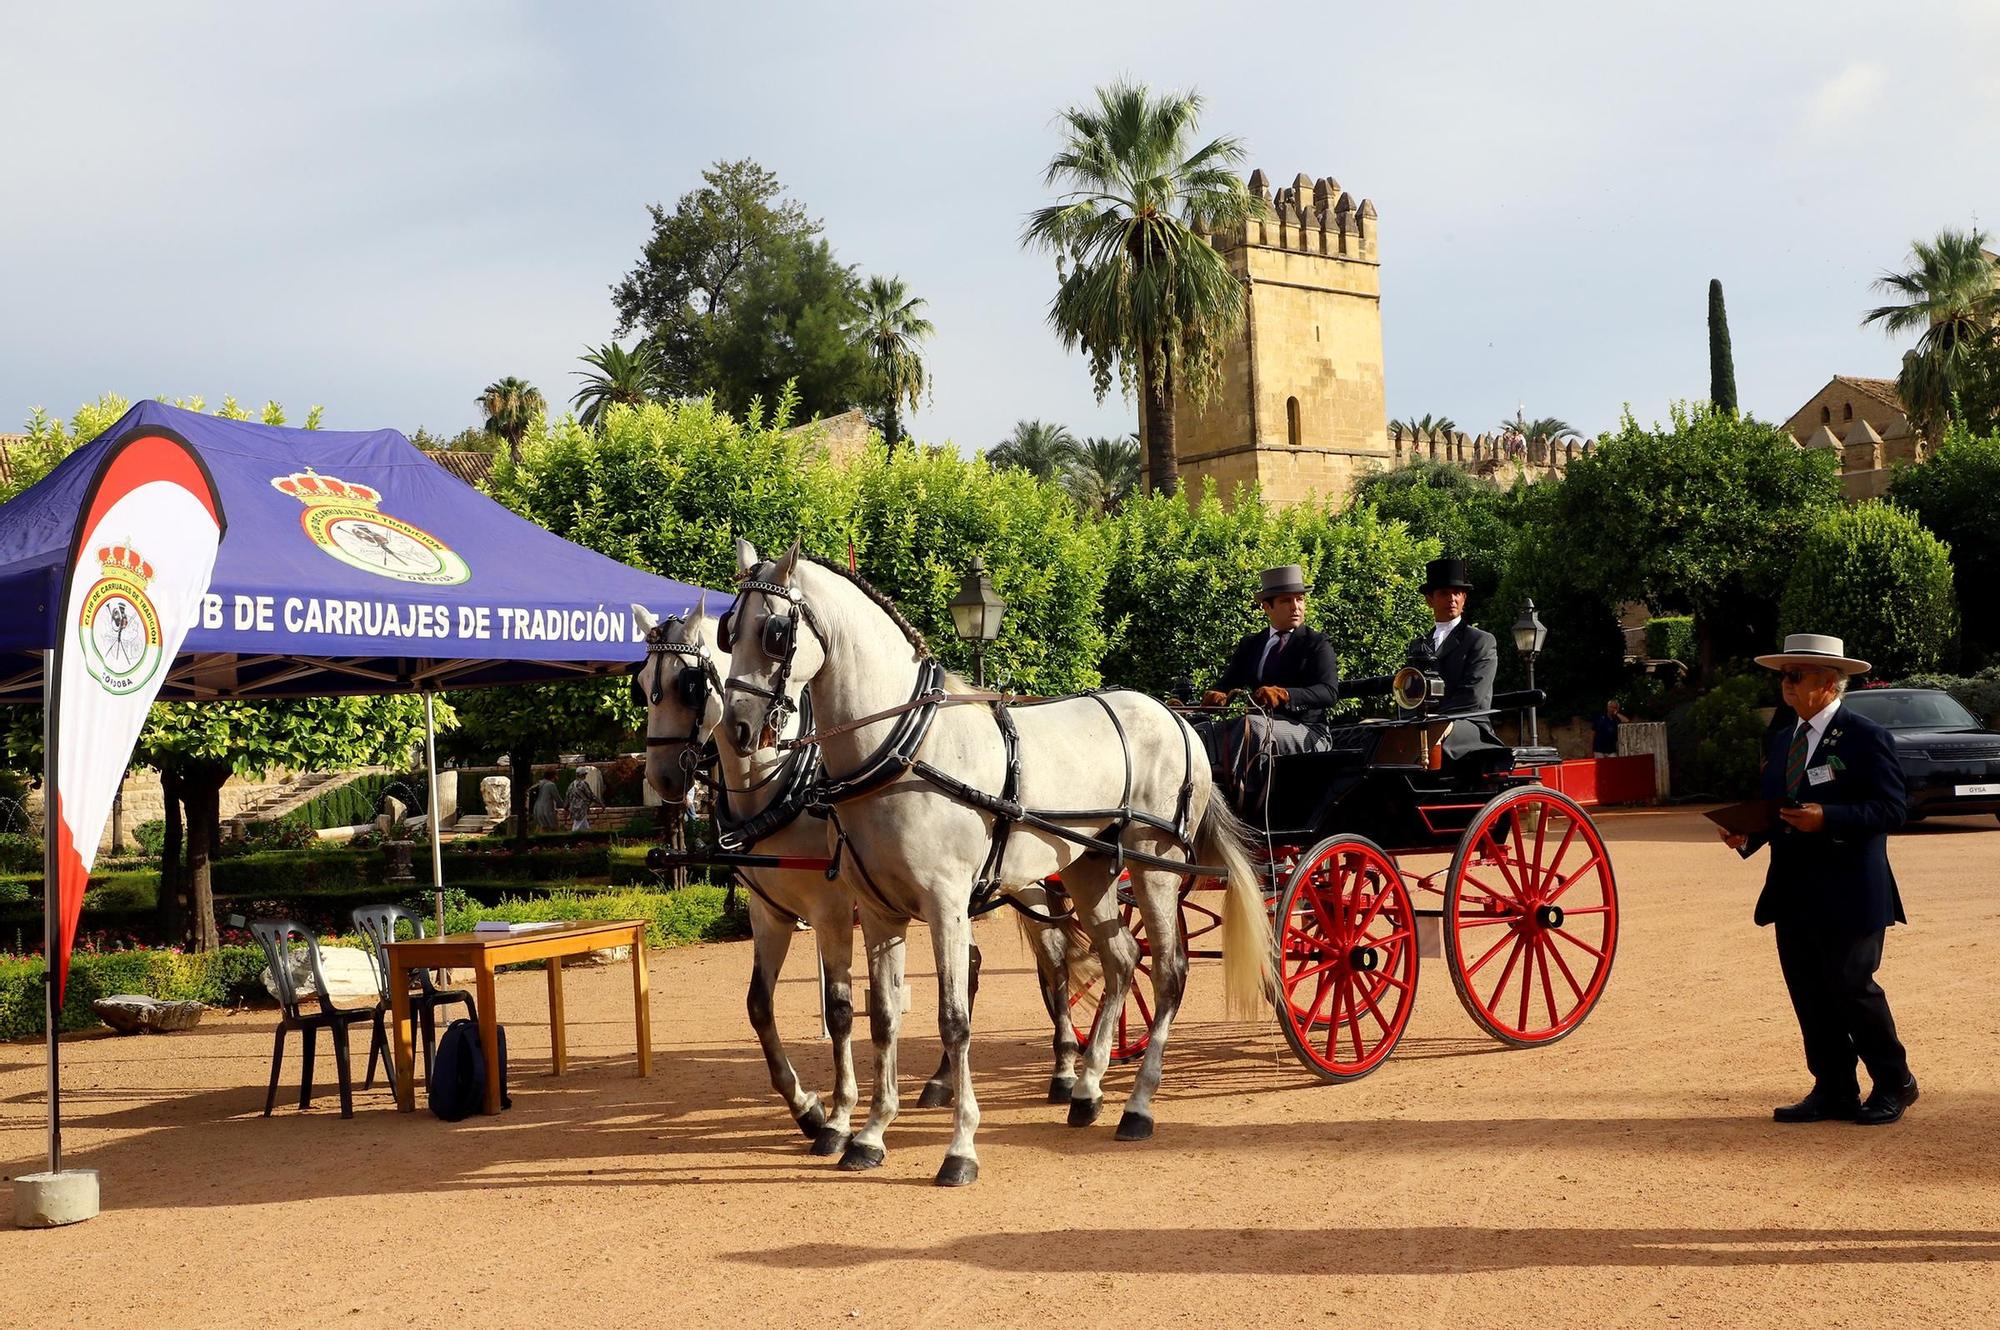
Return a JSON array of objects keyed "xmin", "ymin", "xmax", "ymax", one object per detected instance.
[{"xmin": 1592, "ymin": 698, "xmax": 1625, "ymax": 757}]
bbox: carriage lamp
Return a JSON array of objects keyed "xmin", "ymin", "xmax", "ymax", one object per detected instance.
[
  {"xmin": 948, "ymin": 556, "xmax": 1007, "ymax": 688},
  {"xmin": 1511, "ymin": 599, "xmax": 1548, "ymax": 747}
]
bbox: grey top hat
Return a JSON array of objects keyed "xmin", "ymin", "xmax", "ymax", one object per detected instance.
[
  {"xmin": 1754, "ymin": 632, "xmax": 1871, "ymax": 676},
  {"xmin": 1258, "ymin": 564, "xmax": 1307, "ymax": 599}
]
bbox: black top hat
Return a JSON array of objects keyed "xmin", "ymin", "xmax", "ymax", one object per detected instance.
[
  {"xmin": 1420, "ymin": 557, "xmax": 1474, "ymax": 593},
  {"xmin": 1258, "ymin": 564, "xmax": 1308, "ymax": 599}
]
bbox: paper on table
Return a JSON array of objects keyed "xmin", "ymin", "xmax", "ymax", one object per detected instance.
[
  {"xmin": 473, "ymin": 920, "xmax": 563, "ymax": 934},
  {"xmin": 1704, "ymin": 798, "xmax": 1783, "ymax": 837}
]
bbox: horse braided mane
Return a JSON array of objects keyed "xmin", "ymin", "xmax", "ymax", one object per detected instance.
[{"xmin": 796, "ymin": 553, "xmax": 929, "ymax": 655}]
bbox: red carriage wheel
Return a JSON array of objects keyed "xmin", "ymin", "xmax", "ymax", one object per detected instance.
[
  {"xmin": 1443, "ymin": 785, "xmax": 1618, "ymax": 1047},
  {"xmin": 1069, "ymin": 897, "xmax": 1170, "ymax": 1064},
  {"xmin": 1275, "ymin": 834, "xmax": 1419, "ymax": 1082}
]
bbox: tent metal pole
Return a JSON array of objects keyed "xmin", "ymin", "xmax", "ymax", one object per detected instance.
[
  {"xmin": 42, "ymin": 648, "xmax": 61, "ymax": 1175},
  {"xmin": 423, "ymin": 691, "xmax": 445, "ymax": 935}
]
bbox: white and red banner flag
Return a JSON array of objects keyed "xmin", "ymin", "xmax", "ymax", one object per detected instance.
[{"xmin": 51, "ymin": 431, "xmax": 224, "ymax": 997}]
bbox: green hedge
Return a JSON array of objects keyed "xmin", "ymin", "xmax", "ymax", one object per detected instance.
[
  {"xmin": 1645, "ymin": 615, "xmax": 1696, "ymax": 667},
  {"xmin": 1890, "ymin": 666, "xmax": 2000, "ymax": 728},
  {"xmin": 277, "ymin": 771, "xmax": 430, "ymax": 832},
  {"xmin": 0, "ymin": 832, "xmax": 41, "ymax": 872},
  {"xmin": 1673, "ymin": 673, "xmax": 1772, "ymax": 799},
  {"xmin": 0, "ymin": 886, "xmax": 744, "ymax": 1040},
  {"xmin": 1779, "ymin": 503, "xmax": 1959, "ymax": 677}
]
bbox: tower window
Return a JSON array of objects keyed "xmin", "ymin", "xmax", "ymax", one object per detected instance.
[
  {"xmin": 1287, "ymin": 397, "xmax": 1302, "ymax": 447},
  {"xmin": 1844, "ymin": 403, "xmax": 1853, "ymax": 421},
  {"xmin": 1820, "ymin": 406, "xmax": 1830, "ymax": 424}
]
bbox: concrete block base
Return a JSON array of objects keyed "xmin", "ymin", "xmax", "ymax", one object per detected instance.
[{"xmin": 12, "ymin": 1169, "xmax": 99, "ymax": 1227}]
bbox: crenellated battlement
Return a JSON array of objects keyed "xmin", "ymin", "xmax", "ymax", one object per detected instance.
[{"xmin": 1202, "ymin": 169, "xmax": 1379, "ymax": 263}]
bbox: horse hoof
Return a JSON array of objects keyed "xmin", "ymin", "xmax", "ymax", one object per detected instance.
[
  {"xmin": 837, "ymin": 1141, "xmax": 886, "ymax": 1172},
  {"xmin": 934, "ymin": 1154, "xmax": 980, "ymax": 1187},
  {"xmin": 915, "ymin": 1081, "xmax": 953, "ymax": 1109},
  {"xmin": 1115, "ymin": 1111, "xmax": 1155, "ymax": 1142},
  {"xmin": 809, "ymin": 1126, "xmax": 851, "ymax": 1158},
  {"xmin": 1066, "ymin": 1096, "xmax": 1102, "ymax": 1128},
  {"xmin": 797, "ymin": 1102, "xmax": 826, "ymax": 1140},
  {"xmin": 1047, "ymin": 1076, "xmax": 1075, "ymax": 1105}
]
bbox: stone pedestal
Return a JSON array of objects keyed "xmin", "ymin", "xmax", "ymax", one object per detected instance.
[
  {"xmin": 1619, "ymin": 722, "xmax": 1670, "ymax": 801},
  {"xmin": 13, "ymin": 1170, "xmax": 99, "ymax": 1227},
  {"xmin": 480, "ymin": 776, "xmax": 510, "ymax": 820}
]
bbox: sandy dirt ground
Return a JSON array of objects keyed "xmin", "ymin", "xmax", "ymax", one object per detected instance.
[{"xmin": 4, "ymin": 806, "xmax": 1999, "ymax": 1329}]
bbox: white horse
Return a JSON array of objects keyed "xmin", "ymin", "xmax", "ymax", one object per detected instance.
[
  {"xmin": 718, "ymin": 541, "xmax": 1274, "ymax": 1186},
  {"xmin": 630, "ymin": 601, "xmax": 1082, "ymax": 1160}
]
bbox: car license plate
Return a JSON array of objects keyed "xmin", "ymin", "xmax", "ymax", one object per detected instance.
[{"xmin": 1955, "ymin": 783, "xmax": 2000, "ymax": 797}]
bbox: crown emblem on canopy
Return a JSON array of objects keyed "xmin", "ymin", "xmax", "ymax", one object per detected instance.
[
  {"xmin": 96, "ymin": 542, "xmax": 155, "ymax": 585},
  {"xmin": 270, "ymin": 470, "xmax": 381, "ymax": 507}
]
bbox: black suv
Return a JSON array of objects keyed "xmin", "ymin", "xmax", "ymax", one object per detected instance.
[{"xmin": 1839, "ymin": 687, "xmax": 2000, "ymax": 823}]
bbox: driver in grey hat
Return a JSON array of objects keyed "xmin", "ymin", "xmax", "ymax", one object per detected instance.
[{"xmin": 1197, "ymin": 564, "xmax": 1342, "ymax": 815}]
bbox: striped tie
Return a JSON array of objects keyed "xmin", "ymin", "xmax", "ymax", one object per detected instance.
[{"xmin": 1784, "ymin": 724, "xmax": 1810, "ymax": 798}]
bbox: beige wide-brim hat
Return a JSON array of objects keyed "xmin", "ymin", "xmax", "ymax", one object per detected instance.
[{"xmin": 1754, "ymin": 632, "xmax": 1871, "ymax": 676}]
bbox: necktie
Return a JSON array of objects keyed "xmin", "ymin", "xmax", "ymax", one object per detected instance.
[
  {"xmin": 1784, "ymin": 723, "xmax": 1811, "ymax": 797},
  {"xmin": 1259, "ymin": 632, "xmax": 1290, "ymax": 683}
]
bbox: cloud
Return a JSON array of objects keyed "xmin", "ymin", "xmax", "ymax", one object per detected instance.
[{"xmin": 1804, "ymin": 62, "xmax": 1887, "ymax": 132}]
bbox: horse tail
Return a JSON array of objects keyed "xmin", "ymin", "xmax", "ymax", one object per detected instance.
[{"xmin": 1196, "ymin": 794, "xmax": 1275, "ymax": 1020}]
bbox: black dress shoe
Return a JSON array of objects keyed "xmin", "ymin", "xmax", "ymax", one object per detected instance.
[
  {"xmin": 1856, "ymin": 1076, "xmax": 1919, "ymax": 1126},
  {"xmin": 1773, "ymin": 1091, "xmax": 1862, "ymax": 1123}
]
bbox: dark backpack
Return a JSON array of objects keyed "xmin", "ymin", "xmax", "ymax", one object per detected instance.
[{"xmin": 428, "ymin": 1017, "xmax": 511, "ymax": 1120}]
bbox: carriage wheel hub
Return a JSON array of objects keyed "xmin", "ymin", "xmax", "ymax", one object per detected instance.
[
  {"xmin": 1535, "ymin": 904, "xmax": 1564, "ymax": 929},
  {"xmin": 1348, "ymin": 945, "xmax": 1379, "ymax": 972}
]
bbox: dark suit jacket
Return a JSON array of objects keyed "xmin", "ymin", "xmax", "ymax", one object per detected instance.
[
  {"xmin": 1742, "ymin": 703, "xmax": 1907, "ymax": 932},
  {"xmin": 1405, "ymin": 621, "xmax": 1500, "ymax": 757},
  {"xmin": 1216, "ymin": 625, "xmax": 1341, "ymax": 725}
]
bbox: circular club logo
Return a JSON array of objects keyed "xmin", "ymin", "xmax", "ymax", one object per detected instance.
[
  {"xmin": 79, "ymin": 543, "xmax": 165, "ymax": 695},
  {"xmin": 270, "ymin": 470, "xmax": 470, "ymax": 585}
]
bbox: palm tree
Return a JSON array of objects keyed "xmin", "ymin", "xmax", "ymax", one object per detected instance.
[
  {"xmin": 1064, "ymin": 434, "xmax": 1142, "ymax": 513},
  {"xmin": 1392, "ymin": 412, "xmax": 1456, "ymax": 448},
  {"xmin": 987, "ymin": 419, "xmax": 1080, "ymax": 481},
  {"xmin": 1493, "ymin": 411, "xmax": 1579, "ymax": 461},
  {"xmin": 855, "ymin": 275, "xmax": 934, "ymax": 454},
  {"xmin": 477, "ymin": 376, "xmax": 545, "ymax": 464},
  {"xmin": 1024, "ymin": 81, "xmax": 1258, "ymax": 495},
  {"xmin": 1862, "ymin": 226, "xmax": 2000, "ymax": 439},
  {"xmin": 571, "ymin": 342, "xmax": 664, "ymax": 430}
]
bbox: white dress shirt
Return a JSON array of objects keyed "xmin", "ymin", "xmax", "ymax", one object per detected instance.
[{"xmin": 1430, "ymin": 617, "xmax": 1461, "ymax": 654}]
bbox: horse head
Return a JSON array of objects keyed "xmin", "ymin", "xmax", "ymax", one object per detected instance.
[
  {"xmin": 720, "ymin": 539, "xmax": 827, "ymax": 756},
  {"xmin": 630, "ymin": 596, "xmax": 721, "ymax": 803}
]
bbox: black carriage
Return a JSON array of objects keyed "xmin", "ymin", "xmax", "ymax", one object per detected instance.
[{"xmin": 1070, "ymin": 670, "xmax": 1620, "ymax": 1081}]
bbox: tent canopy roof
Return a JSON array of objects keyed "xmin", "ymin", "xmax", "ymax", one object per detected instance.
[{"xmin": 0, "ymin": 402, "xmax": 710, "ymax": 700}]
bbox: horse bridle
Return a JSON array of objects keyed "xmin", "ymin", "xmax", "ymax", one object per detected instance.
[
  {"xmin": 635, "ymin": 619, "xmax": 724, "ymax": 760},
  {"xmin": 719, "ymin": 576, "xmax": 829, "ymax": 750}
]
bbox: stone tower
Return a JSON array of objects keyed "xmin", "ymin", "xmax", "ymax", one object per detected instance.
[{"xmin": 1163, "ymin": 170, "xmax": 1390, "ymax": 506}]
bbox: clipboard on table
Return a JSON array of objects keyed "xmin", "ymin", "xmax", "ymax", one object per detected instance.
[{"xmin": 1704, "ymin": 798, "xmax": 1784, "ymax": 837}]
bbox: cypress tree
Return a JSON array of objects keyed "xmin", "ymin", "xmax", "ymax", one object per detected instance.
[{"xmin": 1708, "ymin": 278, "xmax": 1739, "ymax": 417}]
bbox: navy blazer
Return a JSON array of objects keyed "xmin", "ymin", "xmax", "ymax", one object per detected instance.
[
  {"xmin": 1215, "ymin": 625, "xmax": 1342, "ymax": 724},
  {"xmin": 1742, "ymin": 703, "xmax": 1907, "ymax": 932}
]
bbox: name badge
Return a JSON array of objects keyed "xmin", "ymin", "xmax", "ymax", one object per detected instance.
[{"xmin": 1806, "ymin": 764, "xmax": 1836, "ymax": 786}]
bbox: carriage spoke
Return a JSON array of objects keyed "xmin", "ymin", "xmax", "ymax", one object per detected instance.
[
  {"xmin": 1322, "ymin": 982, "xmax": 1348, "ymax": 1059},
  {"xmin": 1474, "ymin": 838, "xmax": 1531, "ymax": 903},
  {"xmin": 1544, "ymin": 853, "xmax": 1606, "ymax": 905},
  {"xmin": 1556, "ymin": 905, "xmax": 1610, "ymax": 916},
  {"xmin": 1516, "ymin": 932, "xmax": 1535, "ymax": 1030},
  {"xmin": 1457, "ymin": 872, "xmax": 1521, "ymax": 912},
  {"xmin": 1463, "ymin": 925, "xmax": 1520, "ymax": 978},
  {"xmin": 1283, "ymin": 956, "xmax": 1342, "ymax": 990},
  {"xmin": 1527, "ymin": 809, "xmax": 1550, "ymax": 894},
  {"xmin": 1304, "ymin": 969, "xmax": 1337, "ymax": 1030},
  {"xmin": 1485, "ymin": 933, "xmax": 1527, "ymax": 1012},
  {"xmin": 1537, "ymin": 821, "xmax": 1580, "ymax": 897},
  {"xmin": 1542, "ymin": 930, "xmax": 1586, "ymax": 1000},
  {"xmin": 1454, "ymin": 915, "xmax": 1515, "ymax": 928},
  {"xmin": 1548, "ymin": 926, "xmax": 1607, "ymax": 960},
  {"xmin": 1534, "ymin": 934, "xmax": 1559, "ymax": 1028},
  {"xmin": 1345, "ymin": 985, "xmax": 1367, "ymax": 1063}
]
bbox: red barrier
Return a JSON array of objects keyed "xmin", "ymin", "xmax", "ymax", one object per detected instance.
[{"xmin": 1511, "ymin": 754, "xmax": 1656, "ymax": 806}]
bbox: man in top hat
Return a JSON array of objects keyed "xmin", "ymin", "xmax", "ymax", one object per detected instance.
[
  {"xmin": 1405, "ymin": 557, "xmax": 1505, "ymax": 771},
  {"xmin": 1717, "ymin": 633, "xmax": 1917, "ymax": 1126},
  {"xmin": 1198, "ymin": 564, "xmax": 1342, "ymax": 814}
]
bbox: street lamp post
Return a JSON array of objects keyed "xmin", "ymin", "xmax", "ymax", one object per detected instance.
[
  {"xmin": 947, "ymin": 556, "xmax": 1007, "ymax": 688},
  {"xmin": 1511, "ymin": 598, "xmax": 1549, "ymax": 748}
]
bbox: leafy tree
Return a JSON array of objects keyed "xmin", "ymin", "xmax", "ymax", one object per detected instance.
[
  {"xmin": 408, "ymin": 425, "xmax": 494, "ymax": 453},
  {"xmin": 1862, "ymin": 226, "xmax": 2000, "ymax": 439},
  {"xmin": 1098, "ymin": 481, "xmax": 1436, "ymax": 697},
  {"xmin": 6, "ymin": 393, "xmax": 322, "ymax": 501},
  {"xmin": 1348, "ymin": 458, "xmax": 1520, "ymax": 606},
  {"xmin": 1887, "ymin": 420, "xmax": 2000, "ymax": 664},
  {"xmin": 611, "ymin": 159, "xmax": 870, "ymax": 420},
  {"xmin": 986, "ymin": 419, "xmax": 1080, "ymax": 480},
  {"xmin": 1024, "ymin": 81, "xmax": 1258, "ymax": 495},
  {"xmin": 1064, "ymin": 434, "xmax": 1141, "ymax": 514},
  {"xmin": 571, "ymin": 341, "xmax": 665, "ymax": 430},
  {"xmin": 1708, "ymin": 278, "xmax": 1738, "ymax": 416},
  {"xmin": 1533, "ymin": 402, "xmax": 1840, "ymax": 679},
  {"xmin": 445, "ymin": 683, "xmax": 634, "ymax": 849},
  {"xmin": 1494, "ymin": 411, "xmax": 1581, "ymax": 461},
  {"xmin": 137, "ymin": 696, "xmax": 432, "ymax": 949},
  {"xmin": 1778, "ymin": 504, "xmax": 1959, "ymax": 678},
  {"xmin": 477, "ymin": 376, "xmax": 545, "ymax": 464},
  {"xmin": 855, "ymin": 275, "xmax": 933, "ymax": 455}
]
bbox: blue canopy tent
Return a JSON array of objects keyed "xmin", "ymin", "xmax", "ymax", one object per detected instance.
[
  {"xmin": 0, "ymin": 398, "xmax": 711, "ymax": 885},
  {"xmin": 0, "ymin": 401, "xmax": 708, "ymax": 700}
]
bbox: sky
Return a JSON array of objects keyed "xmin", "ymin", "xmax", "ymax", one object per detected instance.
[{"xmin": 3, "ymin": 1, "xmax": 1996, "ymax": 450}]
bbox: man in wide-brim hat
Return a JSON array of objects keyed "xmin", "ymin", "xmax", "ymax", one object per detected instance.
[
  {"xmin": 1197, "ymin": 564, "xmax": 1342, "ymax": 814},
  {"xmin": 1718, "ymin": 632, "xmax": 1918, "ymax": 1126}
]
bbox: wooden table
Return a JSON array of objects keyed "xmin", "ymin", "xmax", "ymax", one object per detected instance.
[{"xmin": 384, "ymin": 919, "xmax": 651, "ymax": 1114}]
